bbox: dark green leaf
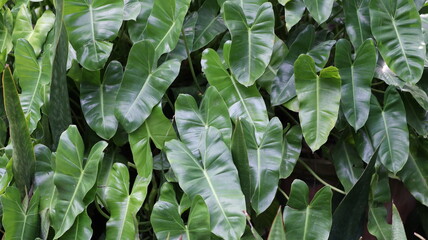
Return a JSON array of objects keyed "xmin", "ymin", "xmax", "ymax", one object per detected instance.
[
  {"xmin": 193, "ymin": 0, "xmax": 226, "ymax": 51},
  {"xmin": 267, "ymin": 208, "xmax": 285, "ymax": 240},
  {"xmin": 343, "ymin": 0, "xmax": 371, "ymax": 48},
  {"xmin": 280, "ymin": 125, "xmax": 302, "ymax": 179},
  {"xmin": 303, "ymin": 0, "xmax": 334, "ymax": 24}
]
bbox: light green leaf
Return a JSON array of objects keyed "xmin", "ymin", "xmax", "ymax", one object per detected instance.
[
  {"xmin": 0, "ymin": 155, "xmax": 12, "ymax": 195},
  {"xmin": 369, "ymin": 0, "xmax": 425, "ymax": 83},
  {"xmin": 368, "ymin": 204, "xmax": 392, "ymax": 240},
  {"xmin": 61, "ymin": 210, "xmax": 93, "ymax": 240},
  {"xmin": 124, "ymin": 0, "xmax": 142, "ymax": 21},
  {"xmin": 279, "ymin": 125, "xmax": 302, "ymax": 179},
  {"xmin": 1, "ymin": 187, "xmax": 40, "ymax": 240},
  {"xmin": 283, "ymin": 180, "xmax": 332, "ymax": 240},
  {"xmin": 0, "ymin": 8, "xmax": 13, "ymax": 54},
  {"xmin": 175, "ymin": 86, "xmax": 232, "ymax": 158},
  {"xmin": 12, "ymin": 5, "xmax": 32, "ymax": 44},
  {"xmin": 64, "ymin": 0, "xmax": 124, "ymax": 71},
  {"xmin": 52, "ymin": 126, "xmax": 107, "ymax": 238},
  {"xmin": 165, "ymin": 127, "xmax": 246, "ymax": 239},
  {"xmin": 105, "ymin": 163, "xmax": 149, "ymax": 240},
  {"xmin": 219, "ymin": 0, "xmax": 266, "ymax": 24},
  {"xmin": 81, "ymin": 61, "xmax": 123, "ymax": 140},
  {"xmin": 223, "ymin": 2, "xmax": 275, "ymax": 86},
  {"xmin": 115, "ymin": 40, "xmax": 181, "ymax": 133},
  {"xmin": 343, "ymin": 0, "xmax": 371, "ymax": 48},
  {"xmin": 201, "ymin": 48, "xmax": 268, "ymax": 143},
  {"xmin": 284, "ymin": 0, "xmax": 305, "ymax": 31},
  {"xmin": 294, "ymin": 54, "xmax": 341, "ymax": 151},
  {"xmin": 267, "ymin": 208, "xmax": 286, "ymax": 240},
  {"xmin": 27, "ymin": 10, "xmax": 55, "ymax": 56},
  {"xmin": 392, "ymin": 204, "xmax": 407, "ymax": 240},
  {"xmin": 303, "ymin": 0, "xmax": 334, "ymax": 24},
  {"xmin": 366, "ymin": 87, "xmax": 409, "ymax": 173}
]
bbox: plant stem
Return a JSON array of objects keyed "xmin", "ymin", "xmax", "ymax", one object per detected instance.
[
  {"xmin": 278, "ymin": 187, "xmax": 289, "ymax": 200},
  {"xmin": 181, "ymin": 28, "xmax": 202, "ymax": 94},
  {"xmin": 128, "ymin": 162, "xmax": 137, "ymax": 170},
  {"xmin": 95, "ymin": 196, "xmax": 110, "ymax": 219},
  {"xmin": 278, "ymin": 106, "xmax": 299, "ymax": 125},
  {"xmin": 298, "ymin": 159, "xmax": 346, "ymax": 195},
  {"xmin": 371, "ymin": 88, "xmax": 385, "ymax": 94}
]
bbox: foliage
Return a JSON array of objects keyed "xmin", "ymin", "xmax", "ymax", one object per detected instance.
[{"xmin": 0, "ymin": 0, "xmax": 427, "ymax": 239}]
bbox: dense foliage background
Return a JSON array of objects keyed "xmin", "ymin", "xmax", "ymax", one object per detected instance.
[{"xmin": 0, "ymin": 0, "xmax": 427, "ymax": 239}]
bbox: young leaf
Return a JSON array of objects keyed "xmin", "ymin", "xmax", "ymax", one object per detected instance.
[
  {"xmin": 52, "ymin": 126, "xmax": 108, "ymax": 238},
  {"xmin": 115, "ymin": 40, "xmax": 181, "ymax": 133},
  {"xmin": 335, "ymin": 39, "xmax": 376, "ymax": 131},
  {"xmin": 165, "ymin": 127, "xmax": 246, "ymax": 239},
  {"xmin": 369, "ymin": 0, "xmax": 425, "ymax": 83},
  {"xmin": 343, "ymin": 0, "xmax": 371, "ymax": 48},
  {"xmin": 2, "ymin": 66, "xmax": 35, "ymax": 194},
  {"xmin": 294, "ymin": 54, "xmax": 341, "ymax": 151},
  {"xmin": 11, "ymin": 5, "xmax": 32, "ymax": 44},
  {"xmin": 105, "ymin": 163, "xmax": 150, "ymax": 240},
  {"xmin": 64, "ymin": 0, "xmax": 124, "ymax": 71},
  {"xmin": 366, "ymin": 87, "xmax": 409, "ymax": 173},
  {"xmin": 81, "ymin": 61, "xmax": 123, "ymax": 140},
  {"xmin": 283, "ymin": 180, "xmax": 333, "ymax": 240},
  {"xmin": 223, "ymin": 2, "xmax": 275, "ymax": 86}
]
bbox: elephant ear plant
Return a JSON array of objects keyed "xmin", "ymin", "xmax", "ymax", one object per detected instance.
[{"xmin": 0, "ymin": 0, "xmax": 428, "ymax": 239}]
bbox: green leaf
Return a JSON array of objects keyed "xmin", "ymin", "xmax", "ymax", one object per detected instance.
[
  {"xmin": 368, "ymin": 204, "xmax": 391, "ymax": 240},
  {"xmin": 241, "ymin": 118, "xmax": 283, "ymax": 215},
  {"xmin": 284, "ymin": 0, "xmax": 306, "ymax": 31},
  {"xmin": 115, "ymin": 41, "xmax": 181, "ymax": 133},
  {"xmin": 267, "ymin": 208, "xmax": 286, "ymax": 240},
  {"xmin": 52, "ymin": 126, "xmax": 107, "ymax": 238},
  {"xmin": 151, "ymin": 183, "xmax": 211, "ymax": 240},
  {"xmin": 2, "ymin": 66, "xmax": 35, "ymax": 194},
  {"xmin": 142, "ymin": 0, "xmax": 191, "ymax": 57},
  {"xmin": 279, "ymin": 125, "xmax": 302, "ymax": 179},
  {"xmin": 0, "ymin": 8, "xmax": 13, "ymax": 54},
  {"xmin": 81, "ymin": 61, "xmax": 123, "ymax": 140},
  {"xmin": 127, "ymin": 0, "xmax": 154, "ymax": 42},
  {"xmin": 27, "ymin": 10, "xmax": 55, "ymax": 56},
  {"xmin": 105, "ymin": 163, "xmax": 149, "ymax": 240},
  {"xmin": 335, "ymin": 39, "xmax": 376, "ymax": 131},
  {"xmin": 11, "ymin": 5, "xmax": 32, "ymax": 44},
  {"xmin": 61, "ymin": 210, "xmax": 93, "ymax": 240},
  {"xmin": 402, "ymin": 93, "xmax": 428, "ymax": 137},
  {"xmin": 343, "ymin": 0, "xmax": 371, "ymax": 48},
  {"xmin": 397, "ymin": 137, "xmax": 428, "ymax": 206},
  {"xmin": 369, "ymin": 0, "xmax": 425, "ymax": 83},
  {"xmin": 64, "ymin": 0, "xmax": 124, "ymax": 71},
  {"xmin": 175, "ymin": 86, "xmax": 232, "ymax": 158},
  {"xmin": 1, "ymin": 187, "xmax": 40, "ymax": 240},
  {"xmin": 223, "ymin": 2, "xmax": 275, "ymax": 86},
  {"xmin": 201, "ymin": 48, "xmax": 268, "ymax": 143},
  {"xmin": 219, "ymin": 0, "xmax": 266, "ymax": 24},
  {"xmin": 123, "ymin": 0, "xmax": 142, "ymax": 21},
  {"xmin": 331, "ymin": 141, "xmax": 364, "ymax": 192},
  {"xmin": 392, "ymin": 204, "xmax": 407, "ymax": 240},
  {"xmin": 15, "ymin": 39, "xmax": 51, "ymax": 134},
  {"xmin": 165, "ymin": 127, "xmax": 246, "ymax": 239},
  {"xmin": 294, "ymin": 54, "xmax": 341, "ymax": 151},
  {"xmin": 283, "ymin": 180, "xmax": 333, "ymax": 240},
  {"xmin": 366, "ymin": 87, "xmax": 409, "ymax": 173},
  {"xmin": 303, "ymin": 0, "xmax": 334, "ymax": 24},
  {"xmin": 193, "ymin": 0, "xmax": 227, "ymax": 51},
  {"xmin": 0, "ymin": 155, "xmax": 12, "ymax": 195},
  {"xmin": 165, "ymin": 12, "xmax": 197, "ymax": 61}
]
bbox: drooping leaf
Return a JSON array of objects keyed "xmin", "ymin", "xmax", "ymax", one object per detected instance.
[
  {"xmin": 201, "ymin": 48, "xmax": 268, "ymax": 143},
  {"xmin": 151, "ymin": 183, "xmax": 211, "ymax": 240},
  {"xmin": 283, "ymin": 180, "xmax": 333, "ymax": 240},
  {"xmin": 175, "ymin": 86, "xmax": 232, "ymax": 158},
  {"xmin": 397, "ymin": 137, "xmax": 428, "ymax": 207},
  {"xmin": 369, "ymin": 0, "xmax": 425, "ymax": 83},
  {"xmin": 343, "ymin": 0, "xmax": 371, "ymax": 48},
  {"xmin": 279, "ymin": 125, "xmax": 302, "ymax": 179},
  {"xmin": 115, "ymin": 40, "xmax": 181, "ymax": 133},
  {"xmin": 105, "ymin": 163, "xmax": 150, "ymax": 240},
  {"xmin": 1, "ymin": 187, "xmax": 40, "ymax": 240},
  {"xmin": 2, "ymin": 66, "xmax": 35, "ymax": 194},
  {"xmin": 193, "ymin": 0, "xmax": 226, "ymax": 51},
  {"xmin": 223, "ymin": 2, "xmax": 275, "ymax": 86},
  {"xmin": 52, "ymin": 126, "xmax": 107, "ymax": 238},
  {"xmin": 334, "ymin": 39, "xmax": 376, "ymax": 131},
  {"xmin": 303, "ymin": 0, "xmax": 334, "ymax": 24},
  {"xmin": 331, "ymin": 141, "xmax": 364, "ymax": 192},
  {"xmin": 61, "ymin": 210, "xmax": 93, "ymax": 240},
  {"xmin": 165, "ymin": 127, "xmax": 246, "ymax": 239},
  {"xmin": 284, "ymin": 0, "xmax": 305, "ymax": 31},
  {"xmin": 81, "ymin": 61, "xmax": 123, "ymax": 140},
  {"xmin": 366, "ymin": 87, "xmax": 409, "ymax": 173},
  {"xmin": 64, "ymin": 0, "xmax": 124, "ymax": 70},
  {"xmin": 294, "ymin": 54, "xmax": 341, "ymax": 151},
  {"xmin": 267, "ymin": 208, "xmax": 286, "ymax": 240}
]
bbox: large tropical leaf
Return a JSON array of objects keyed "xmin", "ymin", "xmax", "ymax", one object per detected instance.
[
  {"xmin": 27, "ymin": 10, "xmax": 55, "ymax": 56},
  {"xmin": 175, "ymin": 86, "xmax": 232, "ymax": 158},
  {"xmin": 402, "ymin": 93, "xmax": 428, "ymax": 137},
  {"xmin": 61, "ymin": 210, "xmax": 93, "ymax": 240},
  {"xmin": 165, "ymin": 127, "xmax": 246, "ymax": 239},
  {"xmin": 127, "ymin": 0, "xmax": 154, "ymax": 42},
  {"xmin": 81, "ymin": 61, "xmax": 123, "ymax": 140},
  {"xmin": 335, "ymin": 39, "xmax": 376, "ymax": 131},
  {"xmin": 52, "ymin": 126, "xmax": 107, "ymax": 238},
  {"xmin": 366, "ymin": 87, "xmax": 409, "ymax": 173},
  {"xmin": 294, "ymin": 54, "xmax": 341, "ymax": 151},
  {"xmin": 283, "ymin": 180, "xmax": 333, "ymax": 240},
  {"xmin": 279, "ymin": 125, "xmax": 302, "ymax": 179},
  {"xmin": 151, "ymin": 183, "xmax": 211, "ymax": 240},
  {"xmin": 369, "ymin": 0, "xmax": 425, "ymax": 83},
  {"xmin": 2, "ymin": 66, "xmax": 35, "ymax": 194},
  {"xmin": 1, "ymin": 187, "xmax": 40, "ymax": 240},
  {"xmin": 303, "ymin": 0, "xmax": 334, "ymax": 24},
  {"xmin": 115, "ymin": 40, "xmax": 181, "ymax": 133},
  {"xmin": 11, "ymin": 5, "xmax": 32, "ymax": 44},
  {"xmin": 331, "ymin": 141, "xmax": 364, "ymax": 192},
  {"xmin": 201, "ymin": 48, "xmax": 268, "ymax": 142},
  {"xmin": 193, "ymin": 0, "xmax": 226, "ymax": 51},
  {"xmin": 105, "ymin": 163, "xmax": 149, "ymax": 240},
  {"xmin": 267, "ymin": 208, "xmax": 285, "ymax": 240},
  {"xmin": 284, "ymin": 0, "xmax": 305, "ymax": 31},
  {"xmin": 223, "ymin": 2, "xmax": 274, "ymax": 86},
  {"xmin": 343, "ymin": 0, "xmax": 371, "ymax": 48},
  {"xmin": 63, "ymin": 0, "xmax": 124, "ymax": 71},
  {"xmin": 15, "ymin": 39, "xmax": 51, "ymax": 134}
]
